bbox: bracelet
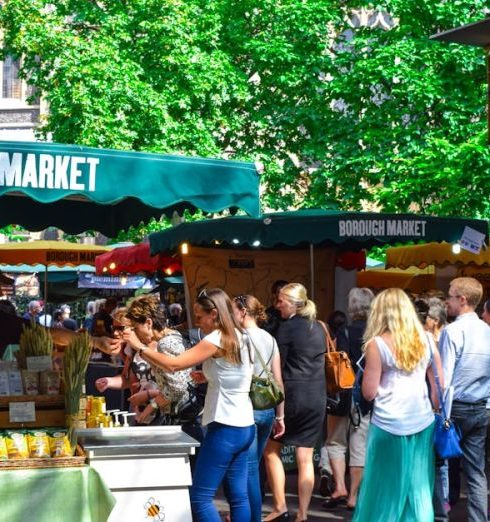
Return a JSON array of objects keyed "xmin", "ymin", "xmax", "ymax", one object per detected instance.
[
  {"xmin": 150, "ymin": 399, "xmax": 159, "ymax": 410},
  {"xmin": 275, "ymin": 416, "xmax": 284, "ymax": 421}
]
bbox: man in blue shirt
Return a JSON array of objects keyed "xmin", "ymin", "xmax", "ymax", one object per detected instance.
[{"xmin": 439, "ymin": 277, "xmax": 490, "ymax": 522}]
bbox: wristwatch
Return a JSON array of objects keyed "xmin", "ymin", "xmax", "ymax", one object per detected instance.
[{"xmin": 150, "ymin": 399, "xmax": 159, "ymax": 410}]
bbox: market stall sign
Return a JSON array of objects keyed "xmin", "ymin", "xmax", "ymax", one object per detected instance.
[
  {"xmin": 0, "ymin": 241, "xmax": 110, "ymax": 267},
  {"xmin": 0, "ymin": 141, "xmax": 261, "ymax": 236},
  {"xmin": 150, "ymin": 209, "xmax": 488, "ymax": 254}
]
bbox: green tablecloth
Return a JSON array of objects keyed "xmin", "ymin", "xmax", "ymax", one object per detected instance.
[{"xmin": 0, "ymin": 465, "xmax": 115, "ymax": 522}]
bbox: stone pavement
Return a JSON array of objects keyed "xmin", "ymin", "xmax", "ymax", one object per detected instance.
[{"xmin": 215, "ymin": 470, "xmax": 486, "ymax": 521}]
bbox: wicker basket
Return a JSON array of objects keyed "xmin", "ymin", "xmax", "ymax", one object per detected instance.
[{"xmin": 0, "ymin": 445, "xmax": 86, "ymax": 470}]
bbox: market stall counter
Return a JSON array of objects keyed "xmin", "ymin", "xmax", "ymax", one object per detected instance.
[
  {"xmin": 0, "ymin": 465, "xmax": 115, "ymax": 522},
  {"xmin": 76, "ymin": 425, "xmax": 200, "ymax": 522}
]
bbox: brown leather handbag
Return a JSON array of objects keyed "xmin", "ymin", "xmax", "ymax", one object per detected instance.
[{"xmin": 319, "ymin": 321, "xmax": 356, "ymax": 395}]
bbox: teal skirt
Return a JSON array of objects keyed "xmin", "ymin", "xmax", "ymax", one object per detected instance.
[{"xmin": 353, "ymin": 422, "xmax": 435, "ymax": 522}]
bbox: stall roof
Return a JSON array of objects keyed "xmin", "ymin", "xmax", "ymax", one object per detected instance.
[
  {"xmin": 0, "ymin": 141, "xmax": 260, "ymax": 236},
  {"xmin": 149, "ymin": 210, "xmax": 488, "ymax": 254},
  {"xmin": 386, "ymin": 241, "xmax": 490, "ymax": 269},
  {"xmin": 430, "ymin": 17, "xmax": 490, "ymax": 47}
]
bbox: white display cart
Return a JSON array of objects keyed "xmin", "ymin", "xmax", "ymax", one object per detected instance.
[{"xmin": 76, "ymin": 426, "xmax": 199, "ymax": 522}]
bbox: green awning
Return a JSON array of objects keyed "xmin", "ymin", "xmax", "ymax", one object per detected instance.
[
  {"xmin": 0, "ymin": 141, "xmax": 260, "ymax": 236},
  {"xmin": 149, "ymin": 209, "xmax": 488, "ymax": 253}
]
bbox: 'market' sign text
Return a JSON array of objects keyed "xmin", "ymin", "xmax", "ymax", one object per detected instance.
[
  {"xmin": 0, "ymin": 152, "xmax": 99, "ymax": 191},
  {"xmin": 339, "ymin": 219, "xmax": 427, "ymax": 238}
]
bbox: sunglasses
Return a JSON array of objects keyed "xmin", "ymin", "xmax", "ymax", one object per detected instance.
[
  {"xmin": 234, "ymin": 295, "xmax": 248, "ymax": 310},
  {"xmin": 113, "ymin": 325, "xmax": 131, "ymax": 332},
  {"xmin": 198, "ymin": 288, "xmax": 217, "ymax": 309}
]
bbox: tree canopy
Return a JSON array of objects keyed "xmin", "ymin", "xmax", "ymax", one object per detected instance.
[{"xmin": 1, "ymin": 0, "xmax": 489, "ymax": 240}]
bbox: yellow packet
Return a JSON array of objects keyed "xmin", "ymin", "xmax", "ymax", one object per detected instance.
[
  {"xmin": 0, "ymin": 434, "xmax": 7, "ymax": 461},
  {"xmin": 5, "ymin": 431, "xmax": 29, "ymax": 459},
  {"xmin": 27, "ymin": 431, "xmax": 51, "ymax": 458},
  {"xmin": 49, "ymin": 431, "xmax": 71, "ymax": 458}
]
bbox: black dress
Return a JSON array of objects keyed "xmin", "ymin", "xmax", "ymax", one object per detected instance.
[{"xmin": 276, "ymin": 315, "xmax": 326, "ymax": 447}]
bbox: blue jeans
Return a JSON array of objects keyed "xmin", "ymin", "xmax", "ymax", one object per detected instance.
[
  {"xmin": 247, "ymin": 408, "xmax": 275, "ymax": 522},
  {"xmin": 190, "ymin": 422, "xmax": 255, "ymax": 522},
  {"xmin": 451, "ymin": 401, "xmax": 489, "ymax": 522}
]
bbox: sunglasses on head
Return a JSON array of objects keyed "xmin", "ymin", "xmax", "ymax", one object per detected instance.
[
  {"xmin": 198, "ymin": 288, "xmax": 217, "ymax": 309},
  {"xmin": 234, "ymin": 295, "xmax": 248, "ymax": 310}
]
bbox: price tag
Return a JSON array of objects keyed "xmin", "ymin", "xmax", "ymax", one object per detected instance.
[
  {"xmin": 9, "ymin": 402, "xmax": 36, "ymax": 423},
  {"xmin": 459, "ymin": 226, "xmax": 486, "ymax": 255},
  {"xmin": 26, "ymin": 356, "xmax": 52, "ymax": 371}
]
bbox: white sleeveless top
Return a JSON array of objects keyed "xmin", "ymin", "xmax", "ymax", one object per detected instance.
[
  {"xmin": 371, "ymin": 336, "xmax": 434, "ymax": 436},
  {"xmin": 201, "ymin": 329, "xmax": 254, "ymax": 427}
]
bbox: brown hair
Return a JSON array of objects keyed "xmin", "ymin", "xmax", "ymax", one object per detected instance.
[
  {"xmin": 196, "ymin": 288, "xmax": 243, "ymax": 364},
  {"xmin": 450, "ymin": 277, "xmax": 483, "ymax": 308},
  {"xmin": 234, "ymin": 294, "xmax": 267, "ymax": 325},
  {"xmin": 126, "ymin": 295, "xmax": 166, "ymax": 331},
  {"xmin": 112, "ymin": 307, "xmax": 129, "ymax": 324}
]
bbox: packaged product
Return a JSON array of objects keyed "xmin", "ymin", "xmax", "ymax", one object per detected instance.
[
  {"xmin": 7, "ymin": 367, "xmax": 23, "ymax": 396},
  {"xmin": 0, "ymin": 433, "xmax": 8, "ymax": 460},
  {"xmin": 27, "ymin": 430, "xmax": 51, "ymax": 458},
  {"xmin": 21, "ymin": 370, "xmax": 40, "ymax": 396},
  {"xmin": 5, "ymin": 431, "xmax": 29, "ymax": 459},
  {"xmin": 0, "ymin": 369, "xmax": 9, "ymax": 396},
  {"xmin": 48, "ymin": 430, "xmax": 71, "ymax": 458},
  {"xmin": 40, "ymin": 370, "xmax": 61, "ymax": 395}
]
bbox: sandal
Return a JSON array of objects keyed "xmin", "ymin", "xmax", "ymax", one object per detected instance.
[{"xmin": 322, "ymin": 496, "xmax": 348, "ymax": 509}]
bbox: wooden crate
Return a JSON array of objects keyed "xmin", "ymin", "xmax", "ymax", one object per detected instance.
[{"xmin": 0, "ymin": 395, "xmax": 65, "ymax": 429}]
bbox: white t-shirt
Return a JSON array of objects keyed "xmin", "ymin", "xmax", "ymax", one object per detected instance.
[
  {"xmin": 371, "ymin": 336, "xmax": 434, "ymax": 436},
  {"xmin": 201, "ymin": 329, "xmax": 254, "ymax": 427},
  {"xmin": 246, "ymin": 327, "xmax": 279, "ymax": 376}
]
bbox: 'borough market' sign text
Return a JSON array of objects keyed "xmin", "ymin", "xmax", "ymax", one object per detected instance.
[
  {"xmin": 0, "ymin": 152, "xmax": 99, "ymax": 191},
  {"xmin": 339, "ymin": 219, "xmax": 427, "ymax": 238}
]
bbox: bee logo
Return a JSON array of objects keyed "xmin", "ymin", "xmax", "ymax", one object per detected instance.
[{"xmin": 144, "ymin": 497, "xmax": 165, "ymax": 521}]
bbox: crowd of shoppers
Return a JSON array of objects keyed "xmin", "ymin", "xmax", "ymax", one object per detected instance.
[{"xmin": 3, "ymin": 274, "xmax": 489, "ymax": 522}]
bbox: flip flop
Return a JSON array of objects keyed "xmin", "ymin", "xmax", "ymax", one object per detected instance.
[{"xmin": 322, "ymin": 496, "xmax": 348, "ymax": 509}]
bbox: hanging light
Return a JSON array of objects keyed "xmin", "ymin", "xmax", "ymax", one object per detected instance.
[
  {"xmin": 120, "ymin": 275, "xmax": 128, "ymax": 286},
  {"xmin": 164, "ymin": 268, "xmax": 173, "ymax": 276},
  {"xmin": 180, "ymin": 243, "xmax": 189, "ymax": 255},
  {"xmin": 232, "ymin": 238, "xmax": 240, "ymax": 244},
  {"xmin": 102, "ymin": 266, "xmax": 108, "ymax": 273},
  {"xmin": 452, "ymin": 243, "xmax": 461, "ymax": 254},
  {"xmin": 109, "ymin": 262, "xmax": 116, "ymax": 270},
  {"xmin": 252, "ymin": 240, "xmax": 261, "ymax": 247}
]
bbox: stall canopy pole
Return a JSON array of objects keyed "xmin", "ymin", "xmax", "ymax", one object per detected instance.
[
  {"xmin": 309, "ymin": 243, "xmax": 315, "ymax": 301},
  {"xmin": 44, "ymin": 264, "xmax": 48, "ymax": 312}
]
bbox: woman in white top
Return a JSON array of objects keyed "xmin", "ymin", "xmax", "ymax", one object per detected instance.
[
  {"xmin": 231, "ymin": 294, "xmax": 285, "ymax": 522},
  {"xmin": 353, "ymin": 288, "xmax": 443, "ymax": 522},
  {"xmin": 123, "ymin": 288, "xmax": 255, "ymax": 522}
]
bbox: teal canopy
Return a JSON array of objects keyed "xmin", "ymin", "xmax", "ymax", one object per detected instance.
[
  {"xmin": 149, "ymin": 209, "xmax": 488, "ymax": 253},
  {"xmin": 0, "ymin": 141, "xmax": 260, "ymax": 236}
]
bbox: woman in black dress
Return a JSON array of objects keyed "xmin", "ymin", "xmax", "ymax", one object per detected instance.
[{"xmin": 263, "ymin": 283, "xmax": 326, "ymax": 522}]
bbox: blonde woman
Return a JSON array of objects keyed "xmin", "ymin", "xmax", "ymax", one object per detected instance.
[
  {"xmin": 353, "ymin": 288, "xmax": 442, "ymax": 522},
  {"xmin": 263, "ymin": 283, "xmax": 326, "ymax": 522}
]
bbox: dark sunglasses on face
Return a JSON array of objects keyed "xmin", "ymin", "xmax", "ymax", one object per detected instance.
[{"xmin": 113, "ymin": 325, "xmax": 130, "ymax": 332}]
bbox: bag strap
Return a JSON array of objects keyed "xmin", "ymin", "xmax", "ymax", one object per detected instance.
[
  {"xmin": 428, "ymin": 334, "xmax": 449, "ymax": 421},
  {"xmin": 248, "ymin": 332, "xmax": 274, "ymax": 380},
  {"xmin": 318, "ymin": 320, "xmax": 336, "ymax": 354}
]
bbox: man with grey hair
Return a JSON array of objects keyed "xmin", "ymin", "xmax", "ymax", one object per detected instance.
[
  {"xmin": 322, "ymin": 287, "xmax": 374, "ymax": 511},
  {"xmin": 22, "ymin": 300, "xmax": 42, "ymax": 322}
]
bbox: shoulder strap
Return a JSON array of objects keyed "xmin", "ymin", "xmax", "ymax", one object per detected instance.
[
  {"xmin": 427, "ymin": 333, "xmax": 449, "ymax": 420},
  {"xmin": 318, "ymin": 320, "xmax": 336, "ymax": 354},
  {"xmin": 248, "ymin": 332, "xmax": 273, "ymax": 379}
]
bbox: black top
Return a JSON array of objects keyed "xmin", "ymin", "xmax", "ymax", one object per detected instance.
[
  {"xmin": 262, "ymin": 306, "xmax": 284, "ymax": 339},
  {"xmin": 276, "ymin": 315, "xmax": 326, "ymax": 382},
  {"xmin": 336, "ymin": 319, "xmax": 366, "ymax": 368}
]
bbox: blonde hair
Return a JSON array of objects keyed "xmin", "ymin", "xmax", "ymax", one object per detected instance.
[
  {"xmin": 450, "ymin": 277, "xmax": 483, "ymax": 308},
  {"xmin": 280, "ymin": 283, "xmax": 316, "ymax": 321},
  {"xmin": 196, "ymin": 288, "xmax": 243, "ymax": 364},
  {"xmin": 363, "ymin": 288, "xmax": 427, "ymax": 372}
]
